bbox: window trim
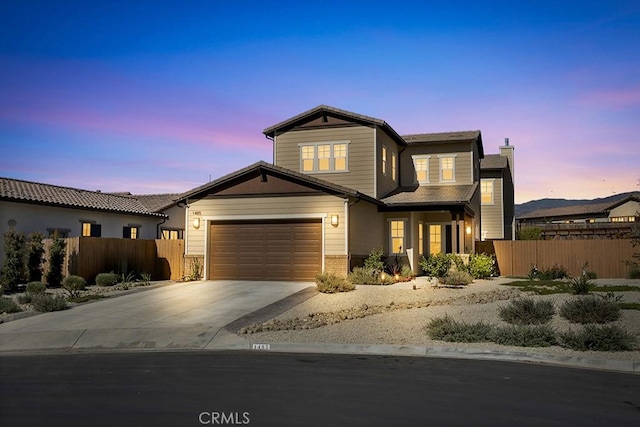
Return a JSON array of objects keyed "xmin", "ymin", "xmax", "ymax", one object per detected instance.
[
  {"xmin": 438, "ymin": 154, "xmax": 457, "ymax": 183},
  {"xmin": 298, "ymin": 141, "xmax": 350, "ymax": 173},
  {"xmin": 418, "ymin": 221, "xmax": 424, "ymax": 256},
  {"xmin": 481, "ymin": 179, "xmax": 495, "ymax": 205},
  {"xmin": 388, "ymin": 219, "xmax": 407, "ymax": 255},
  {"xmin": 391, "ymin": 152, "xmax": 397, "ymax": 182},
  {"xmin": 412, "ymin": 155, "xmax": 431, "ymax": 185},
  {"xmin": 382, "ymin": 145, "xmax": 388, "ymax": 176}
]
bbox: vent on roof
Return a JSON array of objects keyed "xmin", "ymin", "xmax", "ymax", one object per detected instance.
[{"xmin": 505, "ymin": 138, "xmax": 509, "ymax": 146}]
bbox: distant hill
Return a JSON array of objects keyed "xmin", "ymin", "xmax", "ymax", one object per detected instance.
[{"xmin": 515, "ymin": 191, "xmax": 639, "ymax": 218}]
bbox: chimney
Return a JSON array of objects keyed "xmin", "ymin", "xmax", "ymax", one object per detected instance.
[{"xmin": 499, "ymin": 137, "xmax": 514, "ymax": 182}]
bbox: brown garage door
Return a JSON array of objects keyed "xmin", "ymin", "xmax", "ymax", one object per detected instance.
[{"xmin": 208, "ymin": 220, "xmax": 322, "ymax": 281}]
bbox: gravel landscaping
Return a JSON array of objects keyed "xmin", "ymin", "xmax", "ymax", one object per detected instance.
[{"xmin": 237, "ymin": 277, "xmax": 640, "ymax": 362}]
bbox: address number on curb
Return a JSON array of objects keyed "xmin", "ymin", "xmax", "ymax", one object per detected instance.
[{"xmin": 252, "ymin": 343, "xmax": 271, "ymax": 350}]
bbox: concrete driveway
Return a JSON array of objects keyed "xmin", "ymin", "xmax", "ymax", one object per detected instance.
[{"xmin": 0, "ymin": 280, "xmax": 313, "ymax": 353}]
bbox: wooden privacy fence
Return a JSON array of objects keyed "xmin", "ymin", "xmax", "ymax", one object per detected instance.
[
  {"xmin": 492, "ymin": 239, "xmax": 635, "ymax": 278},
  {"xmin": 42, "ymin": 237, "xmax": 184, "ymax": 283}
]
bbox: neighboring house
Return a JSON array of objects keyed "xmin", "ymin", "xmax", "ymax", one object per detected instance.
[
  {"xmin": 178, "ymin": 105, "xmax": 515, "ymax": 281},
  {"xmin": 480, "ymin": 139, "xmax": 515, "ymax": 240},
  {"xmin": 517, "ymin": 193, "xmax": 640, "ymax": 239},
  {"xmin": 0, "ymin": 177, "xmax": 185, "ymax": 265}
]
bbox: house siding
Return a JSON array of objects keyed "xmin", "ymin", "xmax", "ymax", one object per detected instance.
[
  {"xmin": 274, "ymin": 126, "xmax": 376, "ymax": 197},
  {"xmin": 400, "ymin": 141, "xmax": 474, "ymax": 186},
  {"xmin": 185, "ymin": 195, "xmax": 346, "ymax": 257},
  {"xmin": 376, "ymin": 128, "xmax": 400, "ymax": 198},
  {"xmin": 480, "ymin": 178, "xmax": 504, "ymax": 239},
  {"xmin": 609, "ymin": 200, "xmax": 640, "ymax": 218},
  {"xmin": 349, "ymin": 200, "xmax": 385, "ymax": 258}
]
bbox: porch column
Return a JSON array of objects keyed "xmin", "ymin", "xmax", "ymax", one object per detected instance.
[
  {"xmin": 471, "ymin": 218, "xmax": 476, "ymax": 253},
  {"xmin": 458, "ymin": 218, "xmax": 465, "ymax": 254},
  {"xmin": 451, "ymin": 216, "xmax": 458, "ymax": 254}
]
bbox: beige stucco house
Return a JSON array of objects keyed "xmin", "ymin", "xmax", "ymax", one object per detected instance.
[
  {"xmin": 0, "ymin": 177, "xmax": 185, "ymax": 264},
  {"xmin": 179, "ymin": 105, "xmax": 515, "ymax": 281}
]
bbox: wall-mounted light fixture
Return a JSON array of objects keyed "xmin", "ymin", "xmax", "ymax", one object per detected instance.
[
  {"xmin": 330, "ymin": 214, "xmax": 339, "ymax": 227},
  {"xmin": 193, "ymin": 217, "xmax": 201, "ymax": 229},
  {"xmin": 465, "ymin": 225, "xmax": 472, "ymax": 235}
]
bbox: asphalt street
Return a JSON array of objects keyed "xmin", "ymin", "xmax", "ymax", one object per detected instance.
[{"xmin": 1, "ymin": 351, "xmax": 639, "ymax": 426}]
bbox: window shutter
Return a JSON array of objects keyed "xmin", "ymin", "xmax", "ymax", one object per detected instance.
[{"xmin": 91, "ymin": 224, "xmax": 102, "ymax": 237}]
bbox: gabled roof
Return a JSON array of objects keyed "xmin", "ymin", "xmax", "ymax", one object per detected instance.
[
  {"xmin": 480, "ymin": 154, "xmax": 508, "ymax": 170},
  {"xmin": 178, "ymin": 161, "xmax": 382, "ymax": 205},
  {"xmin": 518, "ymin": 194, "xmax": 640, "ymax": 220},
  {"xmin": 0, "ymin": 177, "xmax": 166, "ymax": 218},
  {"xmin": 403, "ymin": 130, "xmax": 484, "ymax": 158},
  {"xmin": 263, "ymin": 105, "xmax": 407, "ymax": 147},
  {"xmin": 381, "ymin": 183, "xmax": 478, "ymax": 210}
]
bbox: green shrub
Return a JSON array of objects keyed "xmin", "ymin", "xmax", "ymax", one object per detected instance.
[
  {"xmin": 26, "ymin": 281, "xmax": 46, "ymax": 294},
  {"xmin": 628, "ymin": 267, "xmax": 640, "ymax": 280},
  {"xmin": 63, "ymin": 275, "xmax": 86, "ymax": 297},
  {"xmin": 559, "ymin": 325, "xmax": 636, "ymax": 351},
  {"xmin": 426, "ymin": 315, "xmax": 494, "ymax": 342},
  {"xmin": 517, "ymin": 227, "xmax": 542, "ymax": 240},
  {"xmin": 348, "ymin": 267, "xmax": 378, "ymax": 285},
  {"xmin": 490, "ymin": 325, "xmax": 557, "ymax": 347},
  {"xmin": 0, "ymin": 296, "xmax": 22, "ymax": 313},
  {"xmin": 17, "ymin": 293, "xmax": 32, "ymax": 304},
  {"xmin": 139, "ymin": 272, "xmax": 152, "ymax": 285},
  {"xmin": 469, "ymin": 253, "xmax": 496, "ymax": 279},
  {"xmin": 559, "ymin": 295, "xmax": 622, "ymax": 324},
  {"xmin": 363, "ymin": 248, "xmax": 385, "ymax": 273},
  {"xmin": 400, "ymin": 264, "xmax": 414, "ymax": 279},
  {"xmin": 31, "ymin": 293, "xmax": 68, "ymax": 312},
  {"xmin": 315, "ymin": 272, "xmax": 355, "ymax": 293},
  {"xmin": 46, "ymin": 233, "xmax": 66, "ymax": 287},
  {"xmin": 585, "ymin": 271, "xmax": 597, "ymax": 280},
  {"xmin": 1, "ymin": 230, "xmax": 26, "ymax": 291},
  {"xmin": 187, "ymin": 258, "xmax": 202, "ymax": 281},
  {"xmin": 569, "ymin": 275, "xmax": 592, "ymax": 295},
  {"xmin": 26, "ymin": 232, "xmax": 45, "ymax": 282},
  {"xmin": 443, "ymin": 270, "xmax": 473, "ymax": 286},
  {"xmin": 498, "ymin": 297, "xmax": 555, "ymax": 325},
  {"xmin": 95, "ymin": 273, "xmax": 119, "ymax": 287},
  {"xmin": 419, "ymin": 252, "xmax": 454, "ymax": 279}
]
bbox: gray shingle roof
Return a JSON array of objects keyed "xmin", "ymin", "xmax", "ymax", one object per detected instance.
[
  {"xmin": 262, "ymin": 105, "xmax": 407, "ymax": 147},
  {"xmin": 480, "ymin": 154, "xmax": 508, "ymax": 170},
  {"xmin": 135, "ymin": 193, "xmax": 182, "ymax": 212},
  {"xmin": 402, "ymin": 130, "xmax": 481, "ymax": 144},
  {"xmin": 381, "ymin": 184, "xmax": 478, "ymax": 206},
  {"xmin": 518, "ymin": 194, "xmax": 640, "ymax": 220},
  {"xmin": 0, "ymin": 177, "xmax": 166, "ymax": 217}
]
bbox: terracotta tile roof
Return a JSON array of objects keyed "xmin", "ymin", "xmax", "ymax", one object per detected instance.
[
  {"xmin": 381, "ymin": 184, "xmax": 478, "ymax": 206},
  {"xmin": 0, "ymin": 177, "xmax": 166, "ymax": 217},
  {"xmin": 480, "ymin": 154, "xmax": 508, "ymax": 170},
  {"xmin": 134, "ymin": 193, "xmax": 182, "ymax": 212}
]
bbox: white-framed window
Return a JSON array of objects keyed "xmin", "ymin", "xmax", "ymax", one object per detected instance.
[
  {"xmin": 81, "ymin": 221, "xmax": 101, "ymax": 237},
  {"xmin": 429, "ymin": 224, "xmax": 442, "ymax": 255},
  {"xmin": 299, "ymin": 141, "xmax": 349, "ymax": 173},
  {"xmin": 418, "ymin": 222, "xmax": 424, "ymax": 256},
  {"xmin": 391, "ymin": 152, "xmax": 397, "ymax": 181},
  {"xmin": 438, "ymin": 155, "xmax": 456, "ymax": 182},
  {"xmin": 389, "ymin": 219, "xmax": 406, "ymax": 254},
  {"xmin": 481, "ymin": 179, "xmax": 494, "ymax": 204},
  {"xmin": 412, "ymin": 155, "xmax": 430, "ymax": 184},
  {"xmin": 382, "ymin": 145, "xmax": 388, "ymax": 175}
]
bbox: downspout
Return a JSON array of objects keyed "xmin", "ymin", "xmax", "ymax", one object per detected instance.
[{"xmin": 156, "ymin": 215, "xmax": 167, "ymax": 239}]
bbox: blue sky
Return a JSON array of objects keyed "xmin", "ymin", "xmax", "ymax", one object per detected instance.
[{"xmin": 1, "ymin": 1, "xmax": 639, "ymax": 202}]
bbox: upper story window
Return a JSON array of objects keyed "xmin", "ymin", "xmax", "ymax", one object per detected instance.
[
  {"xmin": 481, "ymin": 179, "xmax": 494, "ymax": 204},
  {"xmin": 391, "ymin": 152, "xmax": 397, "ymax": 182},
  {"xmin": 438, "ymin": 155, "xmax": 456, "ymax": 182},
  {"xmin": 299, "ymin": 141, "xmax": 348, "ymax": 173},
  {"xmin": 611, "ymin": 216, "xmax": 636, "ymax": 222},
  {"xmin": 412, "ymin": 155, "xmax": 430, "ymax": 184},
  {"xmin": 382, "ymin": 145, "xmax": 388, "ymax": 175},
  {"xmin": 81, "ymin": 221, "xmax": 101, "ymax": 237}
]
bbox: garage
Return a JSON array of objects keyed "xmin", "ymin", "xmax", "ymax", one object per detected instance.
[{"xmin": 208, "ymin": 219, "xmax": 322, "ymax": 281}]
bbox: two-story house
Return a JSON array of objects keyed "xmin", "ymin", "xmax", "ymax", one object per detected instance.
[
  {"xmin": 179, "ymin": 105, "xmax": 514, "ymax": 281},
  {"xmin": 480, "ymin": 139, "xmax": 515, "ymax": 240}
]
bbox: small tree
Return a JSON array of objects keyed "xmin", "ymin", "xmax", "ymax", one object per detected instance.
[
  {"xmin": 1, "ymin": 230, "xmax": 26, "ymax": 291},
  {"xmin": 516, "ymin": 227, "xmax": 542, "ymax": 240},
  {"xmin": 26, "ymin": 232, "xmax": 45, "ymax": 282},
  {"xmin": 46, "ymin": 232, "xmax": 66, "ymax": 288}
]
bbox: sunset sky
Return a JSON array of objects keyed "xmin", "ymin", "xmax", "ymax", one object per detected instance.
[{"xmin": 1, "ymin": 1, "xmax": 639, "ymax": 203}]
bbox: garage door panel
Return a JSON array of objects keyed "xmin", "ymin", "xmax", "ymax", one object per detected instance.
[{"xmin": 209, "ymin": 220, "xmax": 322, "ymax": 281}]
